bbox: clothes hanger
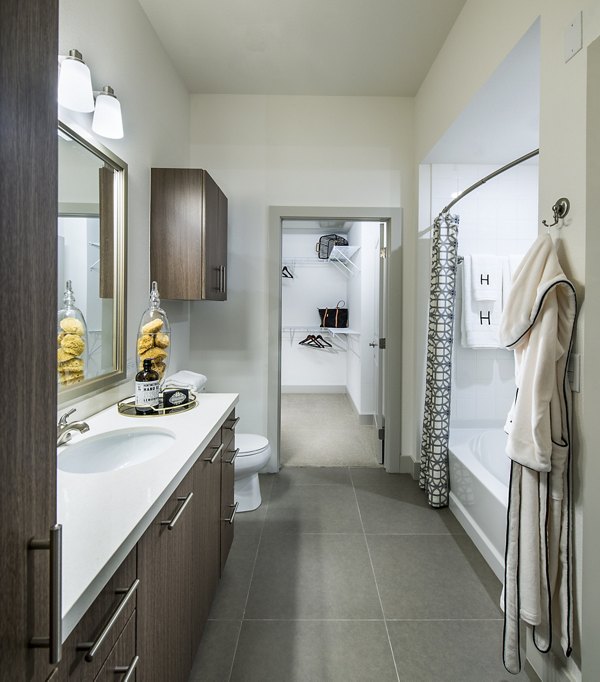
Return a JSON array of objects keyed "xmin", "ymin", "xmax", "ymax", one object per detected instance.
[
  {"xmin": 282, "ymin": 265, "xmax": 294, "ymax": 278},
  {"xmin": 315, "ymin": 334, "xmax": 332, "ymax": 347}
]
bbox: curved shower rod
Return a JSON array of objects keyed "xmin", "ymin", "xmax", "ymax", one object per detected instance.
[{"xmin": 439, "ymin": 148, "xmax": 540, "ymax": 216}]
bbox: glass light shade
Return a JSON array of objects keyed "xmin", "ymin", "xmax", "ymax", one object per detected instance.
[
  {"xmin": 92, "ymin": 89, "xmax": 124, "ymax": 139},
  {"xmin": 58, "ymin": 56, "xmax": 94, "ymax": 112}
]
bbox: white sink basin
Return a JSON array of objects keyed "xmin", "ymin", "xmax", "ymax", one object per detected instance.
[{"xmin": 58, "ymin": 427, "xmax": 176, "ymax": 474}]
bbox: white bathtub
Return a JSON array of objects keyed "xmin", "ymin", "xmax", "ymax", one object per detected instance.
[{"xmin": 448, "ymin": 428, "xmax": 510, "ymax": 581}]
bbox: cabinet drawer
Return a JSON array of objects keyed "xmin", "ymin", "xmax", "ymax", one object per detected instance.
[
  {"xmin": 221, "ymin": 409, "xmax": 238, "ymax": 449},
  {"xmin": 94, "ymin": 610, "xmax": 137, "ymax": 681},
  {"xmin": 57, "ymin": 548, "xmax": 137, "ymax": 680}
]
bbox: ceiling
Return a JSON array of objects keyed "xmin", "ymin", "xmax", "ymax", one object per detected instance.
[{"xmin": 138, "ymin": 0, "xmax": 466, "ymax": 96}]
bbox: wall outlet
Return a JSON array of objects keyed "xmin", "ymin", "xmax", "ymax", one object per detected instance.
[{"xmin": 568, "ymin": 353, "xmax": 580, "ymax": 393}]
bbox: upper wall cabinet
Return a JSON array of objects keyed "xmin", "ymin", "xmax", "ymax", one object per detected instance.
[{"xmin": 151, "ymin": 168, "xmax": 228, "ymax": 300}]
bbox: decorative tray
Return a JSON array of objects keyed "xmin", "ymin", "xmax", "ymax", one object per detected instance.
[{"xmin": 117, "ymin": 391, "xmax": 197, "ymax": 417}]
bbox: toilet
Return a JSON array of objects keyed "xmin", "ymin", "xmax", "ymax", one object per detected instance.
[{"xmin": 234, "ymin": 433, "xmax": 271, "ymax": 512}]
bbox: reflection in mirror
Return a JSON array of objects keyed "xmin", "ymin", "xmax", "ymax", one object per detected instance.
[{"xmin": 57, "ymin": 122, "xmax": 127, "ymax": 401}]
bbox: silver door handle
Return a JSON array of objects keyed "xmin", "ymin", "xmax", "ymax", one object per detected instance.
[
  {"xmin": 78, "ymin": 578, "xmax": 140, "ymax": 662},
  {"xmin": 160, "ymin": 493, "xmax": 193, "ymax": 530},
  {"xmin": 226, "ymin": 448, "xmax": 239, "ymax": 465},
  {"xmin": 205, "ymin": 443, "xmax": 224, "ymax": 464},
  {"xmin": 114, "ymin": 654, "xmax": 140, "ymax": 681},
  {"xmin": 223, "ymin": 501, "xmax": 239, "ymax": 524},
  {"xmin": 29, "ymin": 524, "xmax": 63, "ymax": 665}
]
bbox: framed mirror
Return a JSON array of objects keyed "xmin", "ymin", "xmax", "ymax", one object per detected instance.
[{"xmin": 57, "ymin": 121, "xmax": 127, "ymax": 402}]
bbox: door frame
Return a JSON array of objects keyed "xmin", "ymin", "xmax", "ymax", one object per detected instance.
[{"xmin": 266, "ymin": 206, "xmax": 403, "ymax": 474}]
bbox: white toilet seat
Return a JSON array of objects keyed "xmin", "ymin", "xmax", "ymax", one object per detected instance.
[{"xmin": 236, "ymin": 433, "xmax": 269, "ymax": 457}]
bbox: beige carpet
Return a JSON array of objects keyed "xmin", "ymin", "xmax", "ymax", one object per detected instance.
[{"xmin": 280, "ymin": 393, "xmax": 381, "ymax": 467}]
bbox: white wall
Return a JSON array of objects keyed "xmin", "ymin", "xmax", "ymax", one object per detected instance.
[
  {"xmin": 415, "ymin": 1, "xmax": 600, "ymax": 678},
  {"xmin": 419, "ymin": 163, "xmax": 539, "ymax": 428},
  {"xmin": 58, "ymin": 0, "xmax": 191, "ymax": 417},
  {"xmin": 188, "ymin": 95, "xmax": 414, "ymax": 447},
  {"xmin": 281, "ymin": 229, "xmax": 348, "ymax": 389}
]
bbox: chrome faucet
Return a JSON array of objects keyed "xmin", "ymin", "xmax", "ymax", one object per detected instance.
[{"xmin": 57, "ymin": 408, "xmax": 90, "ymax": 447}]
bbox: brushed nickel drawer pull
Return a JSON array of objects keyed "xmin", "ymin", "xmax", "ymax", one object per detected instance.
[
  {"xmin": 223, "ymin": 501, "xmax": 239, "ymax": 524},
  {"xmin": 205, "ymin": 443, "xmax": 224, "ymax": 464},
  {"xmin": 226, "ymin": 448, "xmax": 239, "ymax": 465},
  {"xmin": 29, "ymin": 524, "xmax": 63, "ymax": 665},
  {"xmin": 226, "ymin": 417, "xmax": 240, "ymax": 431},
  {"xmin": 78, "ymin": 579, "xmax": 140, "ymax": 662},
  {"xmin": 114, "ymin": 654, "xmax": 139, "ymax": 681},
  {"xmin": 160, "ymin": 492, "xmax": 194, "ymax": 530}
]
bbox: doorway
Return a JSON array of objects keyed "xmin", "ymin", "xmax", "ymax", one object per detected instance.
[
  {"xmin": 279, "ymin": 219, "xmax": 386, "ymax": 467},
  {"xmin": 266, "ymin": 206, "xmax": 402, "ymax": 474}
]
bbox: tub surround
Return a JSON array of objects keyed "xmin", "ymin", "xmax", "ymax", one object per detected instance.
[
  {"xmin": 448, "ymin": 427, "xmax": 509, "ymax": 581},
  {"xmin": 58, "ymin": 391, "xmax": 238, "ymax": 640}
]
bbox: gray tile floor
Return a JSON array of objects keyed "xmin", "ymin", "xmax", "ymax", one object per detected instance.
[
  {"xmin": 189, "ymin": 469, "xmax": 531, "ymax": 682},
  {"xmin": 280, "ymin": 394, "xmax": 380, "ymax": 467}
]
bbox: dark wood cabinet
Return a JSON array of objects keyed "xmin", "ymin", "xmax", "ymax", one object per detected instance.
[
  {"xmin": 150, "ymin": 168, "xmax": 228, "ymax": 301},
  {"xmin": 0, "ymin": 1, "xmax": 59, "ymax": 679},
  {"xmin": 50, "ymin": 413, "xmax": 236, "ymax": 681},
  {"xmin": 191, "ymin": 434, "xmax": 221, "ymax": 644},
  {"xmin": 137, "ymin": 473, "xmax": 195, "ymax": 682},
  {"xmin": 220, "ymin": 413, "xmax": 238, "ymax": 573},
  {"xmin": 137, "ymin": 417, "xmax": 235, "ymax": 682},
  {"xmin": 54, "ymin": 550, "xmax": 137, "ymax": 682}
]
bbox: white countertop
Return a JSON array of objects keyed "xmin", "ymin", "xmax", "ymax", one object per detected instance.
[{"xmin": 57, "ymin": 392, "xmax": 238, "ymax": 641}]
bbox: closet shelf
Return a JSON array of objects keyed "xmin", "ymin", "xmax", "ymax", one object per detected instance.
[
  {"xmin": 328, "ymin": 246, "xmax": 360, "ymax": 276},
  {"xmin": 282, "ymin": 246, "xmax": 360, "ymax": 277},
  {"xmin": 282, "ymin": 326, "xmax": 359, "ymax": 336}
]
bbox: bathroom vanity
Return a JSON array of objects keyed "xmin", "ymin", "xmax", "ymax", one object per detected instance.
[{"xmin": 53, "ymin": 393, "xmax": 239, "ymax": 681}]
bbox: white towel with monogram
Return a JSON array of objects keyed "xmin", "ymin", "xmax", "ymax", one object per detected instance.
[
  {"xmin": 471, "ymin": 254, "xmax": 502, "ymax": 301},
  {"xmin": 461, "ymin": 256, "xmax": 502, "ymax": 348}
]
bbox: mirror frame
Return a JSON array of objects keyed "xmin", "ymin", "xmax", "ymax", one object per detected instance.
[{"xmin": 58, "ymin": 120, "xmax": 128, "ymax": 403}]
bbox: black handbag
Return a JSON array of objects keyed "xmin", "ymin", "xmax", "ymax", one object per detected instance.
[
  {"xmin": 315, "ymin": 234, "xmax": 348, "ymax": 259},
  {"xmin": 318, "ymin": 300, "xmax": 349, "ymax": 328}
]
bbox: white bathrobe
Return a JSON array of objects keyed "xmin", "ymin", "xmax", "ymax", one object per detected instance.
[{"xmin": 499, "ymin": 234, "xmax": 576, "ymax": 674}]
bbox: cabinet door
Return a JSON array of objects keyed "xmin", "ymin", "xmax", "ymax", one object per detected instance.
[
  {"xmin": 190, "ymin": 437, "xmax": 221, "ymax": 649},
  {"xmin": 151, "ymin": 168, "xmax": 204, "ymax": 300},
  {"xmin": 137, "ymin": 473, "xmax": 195, "ymax": 682},
  {"xmin": 0, "ymin": 1, "xmax": 59, "ymax": 679},
  {"xmin": 220, "ymin": 423, "xmax": 237, "ymax": 573},
  {"xmin": 201, "ymin": 171, "xmax": 228, "ymax": 301}
]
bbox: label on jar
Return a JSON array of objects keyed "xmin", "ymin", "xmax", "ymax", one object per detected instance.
[{"xmin": 135, "ymin": 380, "xmax": 160, "ymax": 410}]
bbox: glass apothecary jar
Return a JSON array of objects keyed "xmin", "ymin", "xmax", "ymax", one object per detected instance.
[
  {"xmin": 57, "ymin": 280, "xmax": 88, "ymax": 387},
  {"xmin": 137, "ymin": 281, "xmax": 171, "ymax": 385}
]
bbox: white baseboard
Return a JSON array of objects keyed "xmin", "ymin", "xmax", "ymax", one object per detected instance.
[{"xmin": 281, "ymin": 385, "xmax": 346, "ymax": 394}]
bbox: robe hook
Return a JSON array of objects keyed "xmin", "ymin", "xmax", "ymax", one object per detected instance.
[{"xmin": 542, "ymin": 197, "xmax": 570, "ymax": 229}]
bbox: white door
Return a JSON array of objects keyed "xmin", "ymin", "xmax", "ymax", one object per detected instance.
[{"xmin": 370, "ymin": 222, "xmax": 387, "ymax": 464}]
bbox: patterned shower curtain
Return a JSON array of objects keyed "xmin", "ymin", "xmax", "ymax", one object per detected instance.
[{"xmin": 419, "ymin": 213, "xmax": 459, "ymax": 508}]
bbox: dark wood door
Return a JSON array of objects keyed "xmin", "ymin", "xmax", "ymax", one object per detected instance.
[
  {"xmin": 137, "ymin": 474, "xmax": 195, "ymax": 682},
  {"xmin": 220, "ymin": 437, "xmax": 236, "ymax": 574},
  {"xmin": 0, "ymin": 1, "xmax": 59, "ymax": 679},
  {"xmin": 190, "ymin": 443, "xmax": 221, "ymax": 649},
  {"xmin": 201, "ymin": 171, "xmax": 225, "ymax": 300},
  {"xmin": 150, "ymin": 168, "xmax": 204, "ymax": 300}
]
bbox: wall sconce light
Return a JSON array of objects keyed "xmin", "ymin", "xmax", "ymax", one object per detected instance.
[
  {"xmin": 58, "ymin": 49, "xmax": 94, "ymax": 112},
  {"xmin": 58, "ymin": 49, "xmax": 124, "ymax": 139},
  {"xmin": 92, "ymin": 86, "xmax": 124, "ymax": 139}
]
